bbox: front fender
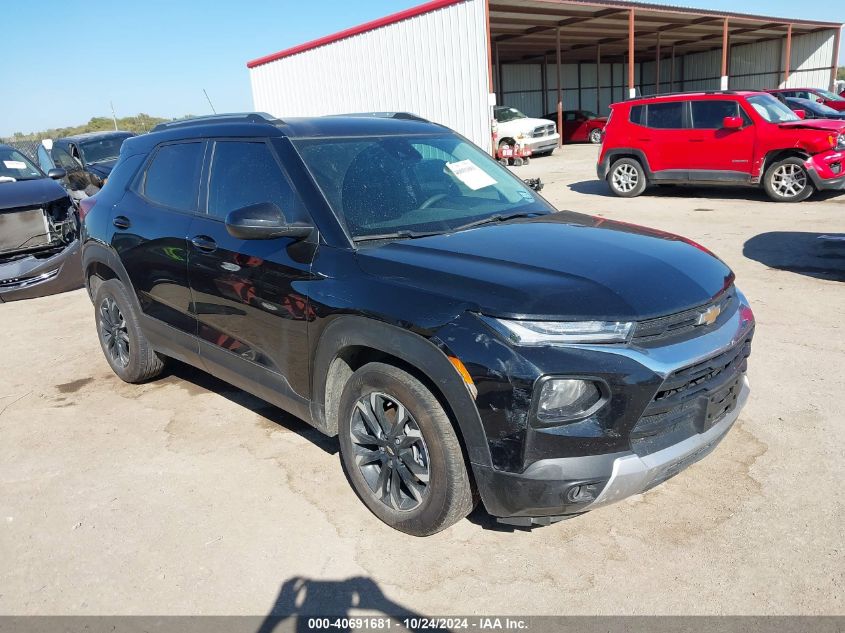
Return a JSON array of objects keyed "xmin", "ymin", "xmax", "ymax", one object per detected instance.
[{"xmin": 310, "ymin": 315, "xmax": 492, "ymax": 467}]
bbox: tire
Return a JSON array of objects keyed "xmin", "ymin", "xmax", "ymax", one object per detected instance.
[
  {"xmin": 337, "ymin": 362, "xmax": 474, "ymax": 536},
  {"xmin": 589, "ymin": 128, "xmax": 603, "ymax": 144},
  {"xmin": 763, "ymin": 157, "xmax": 814, "ymax": 202},
  {"xmin": 607, "ymin": 158, "xmax": 647, "ymax": 198},
  {"xmin": 94, "ymin": 279, "xmax": 166, "ymax": 383}
]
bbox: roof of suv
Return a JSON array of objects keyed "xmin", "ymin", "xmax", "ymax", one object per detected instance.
[
  {"xmin": 125, "ymin": 112, "xmax": 448, "ymax": 155},
  {"xmin": 621, "ymin": 91, "xmax": 764, "ymax": 106}
]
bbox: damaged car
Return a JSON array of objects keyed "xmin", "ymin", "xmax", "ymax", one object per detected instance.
[{"xmin": 0, "ymin": 144, "xmax": 83, "ymax": 302}]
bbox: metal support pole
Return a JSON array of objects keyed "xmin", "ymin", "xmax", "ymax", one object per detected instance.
[
  {"xmin": 829, "ymin": 27, "xmax": 839, "ymax": 91},
  {"xmin": 628, "ymin": 9, "xmax": 636, "ymax": 98},
  {"xmin": 720, "ymin": 18, "xmax": 729, "ymax": 90},
  {"xmin": 596, "ymin": 45, "xmax": 602, "ymax": 114},
  {"xmin": 556, "ymin": 27, "xmax": 563, "ymax": 147},
  {"xmin": 655, "ymin": 32, "xmax": 661, "ymax": 94},
  {"xmin": 784, "ymin": 24, "xmax": 793, "ymax": 86},
  {"xmin": 670, "ymin": 45, "xmax": 675, "ymax": 93}
]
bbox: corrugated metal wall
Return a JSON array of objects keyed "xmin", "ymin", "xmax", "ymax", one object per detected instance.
[
  {"xmin": 249, "ymin": 0, "xmax": 492, "ymax": 150},
  {"xmin": 496, "ymin": 28, "xmax": 838, "ymax": 115},
  {"xmin": 785, "ymin": 30, "xmax": 836, "ymax": 88}
]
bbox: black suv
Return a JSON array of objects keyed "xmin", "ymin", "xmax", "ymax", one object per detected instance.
[{"xmin": 81, "ymin": 113, "xmax": 754, "ymax": 535}]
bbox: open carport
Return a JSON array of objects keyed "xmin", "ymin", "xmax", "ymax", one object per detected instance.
[
  {"xmin": 248, "ymin": 0, "xmax": 842, "ymax": 151},
  {"xmin": 490, "ymin": 0, "xmax": 842, "ymax": 129}
]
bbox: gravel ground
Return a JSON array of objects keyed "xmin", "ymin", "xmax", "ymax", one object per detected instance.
[{"xmin": 1, "ymin": 144, "xmax": 843, "ymax": 616}]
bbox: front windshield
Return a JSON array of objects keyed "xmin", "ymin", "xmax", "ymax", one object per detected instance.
[
  {"xmin": 293, "ymin": 133, "xmax": 554, "ymax": 240},
  {"xmin": 815, "ymin": 89, "xmax": 844, "ymax": 102},
  {"xmin": 747, "ymin": 94, "xmax": 800, "ymax": 123},
  {"xmin": 0, "ymin": 148, "xmax": 43, "ymax": 182},
  {"xmin": 80, "ymin": 135, "xmax": 131, "ymax": 164},
  {"xmin": 495, "ymin": 107, "xmax": 527, "ymax": 123}
]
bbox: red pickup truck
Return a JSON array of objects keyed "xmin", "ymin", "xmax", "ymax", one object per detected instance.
[{"xmin": 598, "ymin": 91, "xmax": 845, "ymax": 202}]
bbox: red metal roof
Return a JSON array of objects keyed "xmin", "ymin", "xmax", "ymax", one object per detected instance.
[{"xmin": 246, "ymin": 0, "xmax": 466, "ymax": 68}]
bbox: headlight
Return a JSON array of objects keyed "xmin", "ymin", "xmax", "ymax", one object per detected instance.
[
  {"xmin": 482, "ymin": 316, "xmax": 633, "ymax": 345},
  {"xmin": 536, "ymin": 378, "xmax": 604, "ymax": 422}
]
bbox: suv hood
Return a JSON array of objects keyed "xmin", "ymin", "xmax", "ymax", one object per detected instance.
[
  {"xmin": 0, "ymin": 177, "xmax": 68, "ymax": 211},
  {"xmin": 778, "ymin": 119, "xmax": 845, "ymax": 132},
  {"xmin": 356, "ymin": 212, "xmax": 733, "ymax": 321}
]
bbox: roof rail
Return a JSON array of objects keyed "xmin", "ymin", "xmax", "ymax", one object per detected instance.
[
  {"xmin": 150, "ymin": 112, "xmax": 282, "ymax": 133},
  {"xmin": 329, "ymin": 112, "xmax": 431, "ymax": 123},
  {"xmin": 639, "ymin": 90, "xmax": 743, "ymax": 98}
]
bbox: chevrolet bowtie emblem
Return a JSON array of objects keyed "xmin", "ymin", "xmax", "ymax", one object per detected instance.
[{"xmin": 697, "ymin": 305, "xmax": 721, "ymax": 326}]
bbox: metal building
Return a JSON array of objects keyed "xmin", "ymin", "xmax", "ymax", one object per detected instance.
[{"xmin": 247, "ymin": 0, "xmax": 843, "ymax": 151}]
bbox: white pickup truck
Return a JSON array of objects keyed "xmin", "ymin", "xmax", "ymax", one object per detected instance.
[{"xmin": 494, "ymin": 106, "xmax": 560, "ymax": 156}]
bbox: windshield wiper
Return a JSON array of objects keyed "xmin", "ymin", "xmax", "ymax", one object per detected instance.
[
  {"xmin": 450, "ymin": 211, "xmax": 540, "ymax": 232},
  {"xmin": 353, "ymin": 229, "xmax": 445, "ymax": 243}
]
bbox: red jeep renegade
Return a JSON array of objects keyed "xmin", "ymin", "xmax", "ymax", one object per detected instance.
[{"xmin": 598, "ymin": 91, "xmax": 845, "ymax": 202}]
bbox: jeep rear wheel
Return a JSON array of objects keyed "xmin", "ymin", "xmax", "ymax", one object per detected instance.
[
  {"xmin": 337, "ymin": 362, "xmax": 474, "ymax": 536},
  {"xmin": 608, "ymin": 158, "xmax": 647, "ymax": 198},
  {"xmin": 763, "ymin": 157, "xmax": 814, "ymax": 202}
]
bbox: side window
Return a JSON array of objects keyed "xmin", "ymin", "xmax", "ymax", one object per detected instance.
[
  {"xmin": 690, "ymin": 100, "xmax": 740, "ymax": 129},
  {"xmin": 807, "ymin": 92, "xmax": 822, "ymax": 103},
  {"xmin": 206, "ymin": 141, "xmax": 302, "ymax": 220},
  {"xmin": 630, "ymin": 105, "xmax": 645, "ymax": 125},
  {"xmin": 646, "ymin": 102, "xmax": 685, "ymax": 129},
  {"xmin": 564, "ymin": 112, "xmax": 577, "ymax": 122},
  {"xmin": 143, "ymin": 142, "xmax": 203, "ymax": 211},
  {"xmin": 52, "ymin": 146, "xmax": 80, "ymax": 171},
  {"xmin": 37, "ymin": 145, "xmax": 56, "ymax": 172}
]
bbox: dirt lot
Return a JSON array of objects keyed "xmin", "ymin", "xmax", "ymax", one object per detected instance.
[{"xmin": 1, "ymin": 144, "xmax": 843, "ymax": 616}]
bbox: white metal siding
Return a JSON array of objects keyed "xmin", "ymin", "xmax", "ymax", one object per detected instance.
[
  {"xmin": 785, "ymin": 30, "xmax": 836, "ymax": 88},
  {"xmin": 249, "ymin": 0, "xmax": 491, "ymax": 150}
]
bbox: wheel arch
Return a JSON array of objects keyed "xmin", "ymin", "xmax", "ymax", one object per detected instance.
[
  {"xmin": 603, "ymin": 148, "xmax": 653, "ymax": 177},
  {"xmin": 81, "ymin": 242, "xmax": 143, "ymax": 312},
  {"xmin": 310, "ymin": 316, "xmax": 492, "ymax": 468},
  {"xmin": 761, "ymin": 148, "xmax": 811, "ymax": 176}
]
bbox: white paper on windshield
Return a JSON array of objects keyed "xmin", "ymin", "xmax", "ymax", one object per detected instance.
[
  {"xmin": 446, "ymin": 160, "xmax": 497, "ymax": 191},
  {"xmin": 3, "ymin": 160, "xmax": 27, "ymax": 170}
]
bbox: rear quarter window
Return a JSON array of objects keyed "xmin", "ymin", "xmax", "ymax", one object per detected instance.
[
  {"xmin": 630, "ymin": 105, "xmax": 645, "ymax": 125},
  {"xmin": 140, "ymin": 142, "xmax": 203, "ymax": 212}
]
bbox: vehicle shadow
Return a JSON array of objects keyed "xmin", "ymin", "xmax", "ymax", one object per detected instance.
[
  {"xmin": 256, "ymin": 576, "xmax": 426, "ymax": 633},
  {"xmin": 743, "ymin": 231, "xmax": 845, "ymax": 281},
  {"xmin": 164, "ymin": 360, "xmax": 339, "ymax": 455},
  {"xmin": 566, "ymin": 180, "xmax": 845, "ymax": 203}
]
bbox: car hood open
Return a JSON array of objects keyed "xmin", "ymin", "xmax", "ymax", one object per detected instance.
[
  {"xmin": 356, "ymin": 212, "xmax": 734, "ymax": 321},
  {"xmin": 0, "ymin": 177, "xmax": 68, "ymax": 211}
]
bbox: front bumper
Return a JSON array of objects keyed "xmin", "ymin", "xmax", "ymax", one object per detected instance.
[
  {"xmin": 475, "ymin": 377, "xmax": 748, "ymax": 525},
  {"xmin": 462, "ymin": 291, "xmax": 754, "ymax": 524},
  {"xmin": 0, "ymin": 240, "xmax": 83, "ymax": 302},
  {"xmin": 523, "ymin": 134, "xmax": 560, "ymax": 153},
  {"xmin": 806, "ymin": 151, "xmax": 845, "ymax": 191}
]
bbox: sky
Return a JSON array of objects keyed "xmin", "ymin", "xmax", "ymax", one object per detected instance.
[{"xmin": 2, "ymin": 0, "xmax": 843, "ymax": 137}]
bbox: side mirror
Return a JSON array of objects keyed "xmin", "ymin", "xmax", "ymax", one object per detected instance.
[
  {"xmin": 225, "ymin": 202, "xmax": 312, "ymax": 240},
  {"xmin": 794, "ymin": 109, "xmax": 807, "ymax": 120},
  {"xmin": 722, "ymin": 116, "xmax": 743, "ymax": 130},
  {"xmin": 47, "ymin": 168, "xmax": 66, "ymax": 180}
]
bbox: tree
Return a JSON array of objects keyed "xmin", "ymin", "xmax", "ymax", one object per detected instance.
[{"xmin": 837, "ymin": 66, "xmax": 845, "ymax": 81}]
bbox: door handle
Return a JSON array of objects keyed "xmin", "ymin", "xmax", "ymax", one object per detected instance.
[
  {"xmin": 112, "ymin": 215, "xmax": 131, "ymax": 230},
  {"xmin": 190, "ymin": 235, "xmax": 218, "ymax": 253},
  {"xmin": 689, "ymin": 139, "xmax": 705, "ymax": 143}
]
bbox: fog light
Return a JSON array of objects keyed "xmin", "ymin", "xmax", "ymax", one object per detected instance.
[
  {"xmin": 830, "ymin": 161, "xmax": 841, "ymax": 175},
  {"xmin": 537, "ymin": 378, "xmax": 602, "ymax": 422},
  {"xmin": 565, "ymin": 481, "xmax": 605, "ymax": 504}
]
